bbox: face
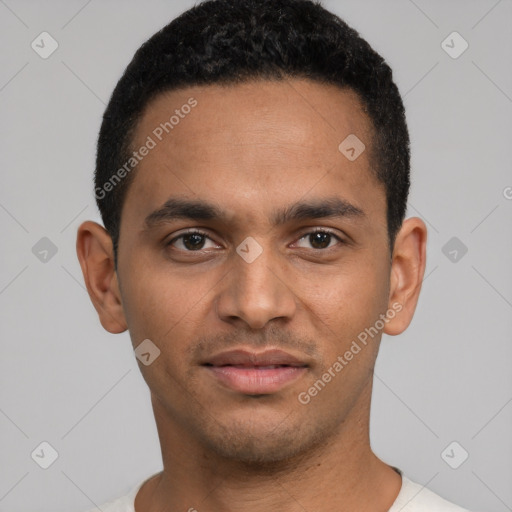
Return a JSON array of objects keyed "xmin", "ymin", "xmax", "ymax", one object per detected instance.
[{"xmin": 80, "ymin": 78, "xmax": 425, "ymax": 465}]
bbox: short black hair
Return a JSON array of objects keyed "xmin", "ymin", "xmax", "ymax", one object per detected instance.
[{"xmin": 95, "ymin": 0, "xmax": 410, "ymax": 261}]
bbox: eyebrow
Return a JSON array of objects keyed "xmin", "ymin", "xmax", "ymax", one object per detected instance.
[{"xmin": 143, "ymin": 196, "xmax": 365, "ymax": 229}]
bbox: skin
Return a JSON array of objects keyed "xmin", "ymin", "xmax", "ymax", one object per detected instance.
[{"xmin": 77, "ymin": 78, "xmax": 427, "ymax": 512}]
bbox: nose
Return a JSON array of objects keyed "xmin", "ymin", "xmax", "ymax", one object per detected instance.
[{"xmin": 215, "ymin": 243, "xmax": 297, "ymax": 330}]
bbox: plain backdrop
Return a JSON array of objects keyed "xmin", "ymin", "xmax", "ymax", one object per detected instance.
[{"xmin": 1, "ymin": 1, "xmax": 511, "ymax": 511}]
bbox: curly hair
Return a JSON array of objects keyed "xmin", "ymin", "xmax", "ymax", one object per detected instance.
[{"xmin": 95, "ymin": 0, "xmax": 410, "ymax": 259}]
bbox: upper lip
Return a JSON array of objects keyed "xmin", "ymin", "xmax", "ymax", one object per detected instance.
[{"xmin": 203, "ymin": 349, "xmax": 308, "ymax": 367}]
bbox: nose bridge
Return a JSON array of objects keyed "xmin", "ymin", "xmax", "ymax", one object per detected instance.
[
  {"xmin": 215, "ymin": 237, "xmax": 297, "ymax": 329},
  {"xmin": 237, "ymin": 244, "xmax": 280, "ymax": 297}
]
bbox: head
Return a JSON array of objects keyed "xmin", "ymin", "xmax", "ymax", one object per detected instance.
[
  {"xmin": 77, "ymin": 0, "xmax": 426, "ymax": 466},
  {"xmin": 94, "ymin": 0, "xmax": 411, "ymax": 261}
]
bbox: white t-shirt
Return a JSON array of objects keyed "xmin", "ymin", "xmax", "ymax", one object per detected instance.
[{"xmin": 85, "ymin": 469, "xmax": 473, "ymax": 512}]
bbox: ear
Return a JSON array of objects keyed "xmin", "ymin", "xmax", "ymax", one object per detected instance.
[
  {"xmin": 76, "ymin": 221, "xmax": 127, "ymax": 334},
  {"xmin": 384, "ymin": 217, "xmax": 427, "ymax": 336}
]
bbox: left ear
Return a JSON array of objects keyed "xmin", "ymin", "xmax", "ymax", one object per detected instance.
[{"xmin": 384, "ymin": 217, "xmax": 427, "ymax": 336}]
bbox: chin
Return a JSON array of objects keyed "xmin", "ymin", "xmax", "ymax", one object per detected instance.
[{"xmin": 196, "ymin": 414, "xmax": 334, "ymax": 468}]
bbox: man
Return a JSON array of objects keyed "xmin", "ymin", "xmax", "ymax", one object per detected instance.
[{"xmin": 76, "ymin": 0, "xmax": 472, "ymax": 510}]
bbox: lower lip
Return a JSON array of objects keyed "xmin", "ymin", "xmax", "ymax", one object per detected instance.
[{"xmin": 204, "ymin": 365, "xmax": 308, "ymax": 394}]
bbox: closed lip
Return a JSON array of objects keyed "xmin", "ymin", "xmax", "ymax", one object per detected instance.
[{"xmin": 202, "ymin": 349, "xmax": 309, "ymax": 367}]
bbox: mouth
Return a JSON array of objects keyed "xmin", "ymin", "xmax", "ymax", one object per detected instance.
[{"xmin": 201, "ymin": 349, "xmax": 309, "ymax": 394}]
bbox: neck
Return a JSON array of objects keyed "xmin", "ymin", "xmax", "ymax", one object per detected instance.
[{"xmin": 135, "ymin": 379, "xmax": 402, "ymax": 512}]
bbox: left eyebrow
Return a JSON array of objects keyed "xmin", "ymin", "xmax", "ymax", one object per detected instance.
[
  {"xmin": 143, "ymin": 195, "xmax": 366, "ymax": 230},
  {"xmin": 272, "ymin": 197, "xmax": 365, "ymax": 225}
]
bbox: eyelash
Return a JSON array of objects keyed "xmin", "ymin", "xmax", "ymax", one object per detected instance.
[{"xmin": 166, "ymin": 228, "xmax": 344, "ymax": 251}]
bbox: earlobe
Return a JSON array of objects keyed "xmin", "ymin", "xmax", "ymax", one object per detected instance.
[
  {"xmin": 76, "ymin": 221, "xmax": 128, "ymax": 334},
  {"xmin": 384, "ymin": 217, "xmax": 427, "ymax": 336}
]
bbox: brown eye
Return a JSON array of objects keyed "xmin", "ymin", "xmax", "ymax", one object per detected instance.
[
  {"xmin": 167, "ymin": 230, "xmax": 218, "ymax": 251},
  {"xmin": 181, "ymin": 233, "xmax": 206, "ymax": 250},
  {"xmin": 295, "ymin": 230, "xmax": 342, "ymax": 250}
]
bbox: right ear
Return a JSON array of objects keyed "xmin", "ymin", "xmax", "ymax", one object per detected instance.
[{"xmin": 76, "ymin": 221, "xmax": 128, "ymax": 333}]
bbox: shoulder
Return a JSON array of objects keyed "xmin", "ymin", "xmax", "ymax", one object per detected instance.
[
  {"xmin": 79, "ymin": 472, "xmax": 161, "ymax": 512},
  {"xmin": 80, "ymin": 478, "xmax": 146, "ymax": 512},
  {"xmin": 389, "ymin": 475, "xmax": 474, "ymax": 512}
]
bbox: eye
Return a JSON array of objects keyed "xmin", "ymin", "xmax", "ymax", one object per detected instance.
[
  {"xmin": 166, "ymin": 230, "xmax": 219, "ymax": 251},
  {"xmin": 294, "ymin": 229, "xmax": 343, "ymax": 250},
  {"xmin": 166, "ymin": 228, "xmax": 344, "ymax": 253}
]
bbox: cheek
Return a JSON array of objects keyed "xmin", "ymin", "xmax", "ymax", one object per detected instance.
[
  {"xmin": 119, "ymin": 270, "xmax": 198, "ymax": 400},
  {"xmin": 299, "ymin": 255, "xmax": 390, "ymax": 339},
  {"xmin": 118, "ymin": 264, "xmax": 184, "ymax": 346},
  {"xmin": 119, "ymin": 253, "xmax": 220, "ymax": 353}
]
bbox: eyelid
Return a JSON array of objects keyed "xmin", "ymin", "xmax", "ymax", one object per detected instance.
[
  {"xmin": 166, "ymin": 228, "xmax": 218, "ymax": 246},
  {"xmin": 295, "ymin": 226, "xmax": 343, "ymax": 239}
]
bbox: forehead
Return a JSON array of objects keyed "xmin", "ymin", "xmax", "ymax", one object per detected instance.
[
  {"xmin": 133, "ymin": 78, "xmax": 372, "ymax": 158},
  {"xmin": 122, "ymin": 78, "xmax": 384, "ymax": 231}
]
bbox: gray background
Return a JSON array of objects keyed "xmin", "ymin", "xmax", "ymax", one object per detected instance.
[{"xmin": 1, "ymin": 0, "xmax": 511, "ymax": 511}]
